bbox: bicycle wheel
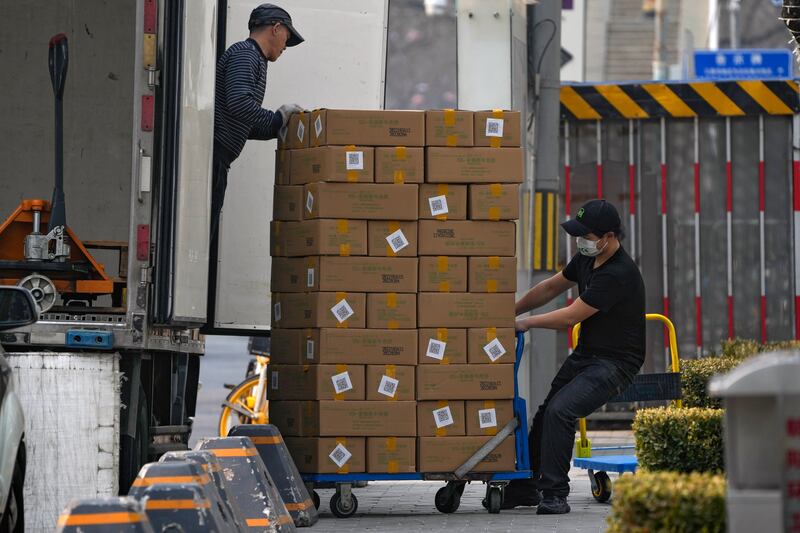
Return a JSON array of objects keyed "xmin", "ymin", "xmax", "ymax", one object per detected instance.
[{"xmin": 218, "ymin": 374, "xmax": 268, "ymax": 437}]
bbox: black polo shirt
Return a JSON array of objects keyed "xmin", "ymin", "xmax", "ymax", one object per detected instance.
[{"xmin": 563, "ymin": 246, "xmax": 646, "ymax": 373}]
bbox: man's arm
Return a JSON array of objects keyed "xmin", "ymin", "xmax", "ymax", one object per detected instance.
[
  {"xmin": 515, "ymin": 271, "xmax": 575, "ymax": 315},
  {"xmin": 224, "ymin": 50, "xmax": 283, "ymax": 140},
  {"xmin": 516, "ymin": 297, "xmax": 598, "ymax": 332}
]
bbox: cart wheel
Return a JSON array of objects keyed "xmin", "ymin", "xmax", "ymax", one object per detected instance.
[
  {"xmin": 591, "ymin": 471, "xmax": 612, "ymax": 503},
  {"xmin": 330, "ymin": 492, "xmax": 358, "ymax": 518},
  {"xmin": 434, "ymin": 485, "xmax": 462, "ymax": 514},
  {"xmin": 312, "ymin": 490, "xmax": 320, "ymax": 510},
  {"xmin": 486, "ymin": 486, "xmax": 502, "ymax": 514}
]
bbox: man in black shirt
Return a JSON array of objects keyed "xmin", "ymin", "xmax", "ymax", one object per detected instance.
[{"xmin": 503, "ymin": 199, "xmax": 646, "ymax": 514}]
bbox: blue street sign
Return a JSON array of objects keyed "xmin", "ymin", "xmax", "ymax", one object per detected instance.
[{"xmin": 694, "ymin": 49, "xmax": 793, "ymax": 80}]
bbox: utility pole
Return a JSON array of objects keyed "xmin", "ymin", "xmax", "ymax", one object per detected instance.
[
  {"xmin": 729, "ymin": 0, "xmax": 740, "ymax": 48},
  {"xmin": 652, "ymin": 0, "xmax": 668, "ymax": 79}
]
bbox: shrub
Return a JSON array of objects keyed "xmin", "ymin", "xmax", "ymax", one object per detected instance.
[
  {"xmin": 607, "ymin": 471, "xmax": 726, "ymax": 533},
  {"xmin": 680, "ymin": 356, "xmax": 741, "ymax": 409},
  {"xmin": 718, "ymin": 338, "xmax": 761, "ymax": 360},
  {"xmin": 633, "ymin": 407, "xmax": 724, "ymax": 473}
]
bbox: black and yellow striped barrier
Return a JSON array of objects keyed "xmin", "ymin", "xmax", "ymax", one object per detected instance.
[
  {"xmin": 533, "ymin": 191, "xmax": 559, "ymax": 272},
  {"xmin": 561, "ymin": 80, "xmax": 799, "ymax": 120}
]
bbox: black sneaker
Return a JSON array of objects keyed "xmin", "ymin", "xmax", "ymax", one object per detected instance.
[
  {"xmin": 536, "ymin": 495, "xmax": 570, "ymax": 514},
  {"xmin": 499, "ymin": 484, "xmax": 541, "ymax": 510}
]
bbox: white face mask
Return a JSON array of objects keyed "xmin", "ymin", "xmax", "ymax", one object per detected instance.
[{"xmin": 577, "ymin": 236, "xmax": 606, "ymax": 257}]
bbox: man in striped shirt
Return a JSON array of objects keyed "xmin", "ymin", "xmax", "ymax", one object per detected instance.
[{"xmin": 212, "ymin": 3, "xmax": 304, "ymax": 241}]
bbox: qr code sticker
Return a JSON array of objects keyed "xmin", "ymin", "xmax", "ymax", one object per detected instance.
[
  {"xmin": 385, "ymin": 228, "xmax": 409, "ymax": 253},
  {"xmin": 306, "ymin": 191, "xmax": 314, "ymax": 213},
  {"xmin": 328, "ymin": 443, "xmax": 352, "ymax": 468},
  {"xmin": 483, "ymin": 338, "xmax": 507, "ymax": 362},
  {"xmin": 478, "ymin": 408, "xmax": 498, "ymax": 429},
  {"xmin": 271, "ymin": 371, "xmax": 279, "ymax": 390},
  {"xmin": 306, "ymin": 339, "xmax": 315, "ymax": 360},
  {"xmin": 425, "ymin": 339, "xmax": 446, "ymax": 360},
  {"xmin": 331, "ymin": 371, "xmax": 353, "ymax": 394},
  {"xmin": 378, "ymin": 375, "xmax": 400, "ymax": 398},
  {"xmin": 486, "ymin": 118, "xmax": 504, "ymax": 137},
  {"xmin": 296, "ymin": 120, "xmax": 305, "ymax": 142},
  {"xmin": 345, "ymin": 151, "xmax": 364, "ymax": 170},
  {"xmin": 307, "ymin": 268, "xmax": 315, "ymax": 288},
  {"xmin": 273, "ymin": 302, "xmax": 282, "ymax": 322},
  {"xmin": 432, "ymin": 405, "xmax": 454, "ymax": 428},
  {"xmin": 428, "ymin": 195, "xmax": 449, "ymax": 216},
  {"xmin": 330, "ymin": 299, "xmax": 354, "ymax": 323},
  {"xmin": 314, "ymin": 115, "xmax": 323, "ymax": 138}
]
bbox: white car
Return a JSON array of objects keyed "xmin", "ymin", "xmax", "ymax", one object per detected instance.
[{"xmin": 0, "ymin": 286, "xmax": 37, "ymax": 532}]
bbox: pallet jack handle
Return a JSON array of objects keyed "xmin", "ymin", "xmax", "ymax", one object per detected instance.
[{"xmin": 48, "ymin": 33, "xmax": 68, "ymax": 231}]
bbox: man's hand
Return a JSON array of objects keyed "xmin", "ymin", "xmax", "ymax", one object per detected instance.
[
  {"xmin": 515, "ymin": 318, "xmax": 531, "ymax": 333},
  {"xmin": 277, "ymin": 103, "xmax": 305, "ymax": 124}
]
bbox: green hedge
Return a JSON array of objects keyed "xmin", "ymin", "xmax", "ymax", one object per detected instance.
[
  {"xmin": 607, "ymin": 471, "xmax": 726, "ymax": 533},
  {"xmin": 633, "ymin": 407, "xmax": 724, "ymax": 473}
]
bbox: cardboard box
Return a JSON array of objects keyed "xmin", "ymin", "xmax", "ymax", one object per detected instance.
[
  {"xmin": 418, "ymin": 221, "xmax": 516, "ymax": 257},
  {"xmin": 416, "ymin": 364, "xmax": 515, "ymax": 400},
  {"xmin": 304, "ymin": 183, "xmax": 419, "ymax": 220},
  {"xmin": 367, "ymin": 437, "xmax": 416, "ymax": 473},
  {"xmin": 418, "ymin": 257, "xmax": 467, "ymax": 293},
  {"xmin": 418, "ymin": 328, "xmax": 467, "ymax": 364},
  {"xmin": 418, "ymin": 184, "xmax": 467, "ymax": 220},
  {"xmin": 417, "ymin": 293, "xmax": 515, "ymax": 328},
  {"xmin": 270, "ymin": 364, "xmax": 366, "ymax": 401},
  {"xmin": 426, "ymin": 147, "xmax": 524, "ymax": 183},
  {"xmin": 367, "ymin": 293, "xmax": 417, "ymax": 329},
  {"xmin": 270, "ymin": 328, "xmax": 418, "ymax": 365},
  {"xmin": 468, "ymin": 328, "xmax": 517, "ymax": 364},
  {"xmin": 273, "ymin": 185, "xmax": 304, "ymax": 221},
  {"xmin": 275, "ymin": 149, "xmax": 291, "ymax": 185},
  {"xmin": 289, "ymin": 146, "xmax": 375, "ymax": 185},
  {"xmin": 473, "ymin": 110, "xmax": 521, "ymax": 147},
  {"xmin": 367, "ymin": 221, "xmax": 418, "ymax": 257},
  {"xmin": 278, "ymin": 112, "xmax": 310, "ymax": 150},
  {"xmin": 270, "ymin": 401, "xmax": 417, "ymax": 437},
  {"xmin": 375, "ymin": 147, "xmax": 424, "ymax": 184},
  {"xmin": 284, "ymin": 437, "xmax": 366, "ymax": 474},
  {"xmin": 465, "ymin": 400, "xmax": 515, "ymax": 436},
  {"xmin": 417, "ymin": 435, "xmax": 516, "ymax": 472},
  {"xmin": 366, "ymin": 365, "xmax": 416, "ymax": 401},
  {"xmin": 272, "ymin": 257, "xmax": 418, "ymax": 293},
  {"xmin": 271, "ymin": 292, "xmax": 366, "ymax": 328},
  {"xmin": 469, "ymin": 184, "xmax": 520, "ymax": 220},
  {"xmin": 310, "ymin": 109, "xmax": 426, "ymax": 147},
  {"xmin": 417, "ymin": 400, "xmax": 465, "ymax": 437},
  {"xmin": 425, "ymin": 110, "xmax": 474, "ymax": 147},
  {"xmin": 270, "ymin": 219, "xmax": 367, "ymax": 257},
  {"xmin": 468, "ymin": 256, "xmax": 517, "ymax": 293}
]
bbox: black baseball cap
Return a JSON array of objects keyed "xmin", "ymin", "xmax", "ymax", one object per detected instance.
[
  {"xmin": 249, "ymin": 3, "xmax": 304, "ymax": 47},
  {"xmin": 561, "ymin": 199, "xmax": 621, "ymax": 237}
]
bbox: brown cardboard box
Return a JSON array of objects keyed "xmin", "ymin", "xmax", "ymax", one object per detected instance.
[
  {"xmin": 284, "ymin": 437, "xmax": 366, "ymax": 474},
  {"xmin": 366, "ymin": 365, "xmax": 416, "ymax": 401},
  {"xmin": 304, "ymin": 183, "xmax": 419, "ymax": 220},
  {"xmin": 275, "ymin": 150, "xmax": 291, "ymax": 185},
  {"xmin": 417, "ymin": 400, "xmax": 465, "ymax": 437},
  {"xmin": 289, "ymin": 146, "xmax": 375, "ymax": 184},
  {"xmin": 417, "ymin": 293, "xmax": 515, "ymax": 328},
  {"xmin": 417, "ymin": 435, "xmax": 516, "ymax": 472},
  {"xmin": 465, "ymin": 400, "xmax": 515, "ymax": 436},
  {"xmin": 469, "ymin": 184, "xmax": 520, "ymax": 220},
  {"xmin": 418, "ymin": 257, "xmax": 467, "ymax": 293},
  {"xmin": 416, "ymin": 364, "xmax": 515, "ymax": 400},
  {"xmin": 273, "ymin": 186, "xmax": 304, "ymax": 221},
  {"xmin": 468, "ymin": 256, "xmax": 517, "ymax": 293},
  {"xmin": 367, "ymin": 293, "xmax": 417, "ymax": 329},
  {"xmin": 367, "ymin": 437, "xmax": 416, "ymax": 473},
  {"xmin": 375, "ymin": 147, "xmax": 424, "ymax": 184},
  {"xmin": 473, "ymin": 110, "xmax": 521, "ymax": 147},
  {"xmin": 272, "ymin": 257, "xmax": 418, "ymax": 293},
  {"xmin": 367, "ymin": 221, "xmax": 418, "ymax": 257},
  {"xmin": 310, "ymin": 109, "xmax": 426, "ymax": 147},
  {"xmin": 271, "ymin": 292, "xmax": 366, "ymax": 328},
  {"xmin": 270, "ymin": 219, "xmax": 367, "ymax": 257},
  {"xmin": 270, "ymin": 328, "xmax": 418, "ymax": 365},
  {"xmin": 425, "ymin": 110, "xmax": 474, "ymax": 147},
  {"xmin": 467, "ymin": 328, "xmax": 517, "ymax": 364},
  {"xmin": 270, "ymin": 401, "xmax": 417, "ymax": 437},
  {"xmin": 418, "ymin": 221, "xmax": 516, "ymax": 257},
  {"xmin": 418, "ymin": 328, "xmax": 467, "ymax": 364},
  {"xmin": 278, "ymin": 112, "xmax": 310, "ymax": 150},
  {"xmin": 270, "ymin": 364, "xmax": 366, "ymax": 401},
  {"xmin": 418, "ymin": 184, "xmax": 467, "ymax": 220},
  {"xmin": 426, "ymin": 147, "xmax": 524, "ymax": 183}
]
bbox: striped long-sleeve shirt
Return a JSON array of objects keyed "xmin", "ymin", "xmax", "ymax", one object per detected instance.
[{"xmin": 214, "ymin": 38, "xmax": 283, "ymax": 165}]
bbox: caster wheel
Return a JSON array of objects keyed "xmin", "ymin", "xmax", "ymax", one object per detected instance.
[
  {"xmin": 330, "ymin": 492, "xmax": 358, "ymax": 518},
  {"xmin": 487, "ymin": 486, "xmax": 502, "ymax": 514},
  {"xmin": 591, "ymin": 471, "xmax": 612, "ymax": 503},
  {"xmin": 434, "ymin": 485, "xmax": 462, "ymax": 514},
  {"xmin": 312, "ymin": 490, "xmax": 320, "ymax": 510}
]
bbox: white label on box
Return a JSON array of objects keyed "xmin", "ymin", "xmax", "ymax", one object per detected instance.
[
  {"xmin": 306, "ymin": 191, "xmax": 314, "ymax": 213},
  {"xmin": 426, "ymin": 339, "xmax": 446, "ymax": 360},
  {"xmin": 432, "ymin": 405, "xmax": 454, "ymax": 429},
  {"xmin": 345, "ymin": 151, "xmax": 364, "ymax": 170},
  {"xmin": 483, "ymin": 338, "xmax": 507, "ymax": 362},
  {"xmin": 307, "ymin": 268, "xmax": 315, "ymax": 288},
  {"xmin": 486, "ymin": 118, "xmax": 504, "ymax": 137},
  {"xmin": 314, "ymin": 115, "xmax": 323, "ymax": 138},
  {"xmin": 378, "ymin": 375, "xmax": 400, "ymax": 398},
  {"xmin": 330, "ymin": 299, "xmax": 354, "ymax": 323},
  {"xmin": 296, "ymin": 120, "xmax": 305, "ymax": 142},
  {"xmin": 331, "ymin": 371, "xmax": 353, "ymax": 394},
  {"xmin": 385, "ymin": 229, "xmax": 409, "ymax": 253},
  {"xmin": 428, "ymin": 195, "xmax": 449, "ymax": 216},
  {"xmin": 271, "ymin": 371, "xmax": 279, "ymax": 390},
  {"xmin": 273, "ymin": 302, "xmax": 282, "ymax": 322},
  {"xmin": 329, "ymin": 443, "xmax": 352, "ymax": 468},
  {"xmin": 306, "ymin": 339, "xmax": 315, "ymax": 360},
  {"xmin": 478, "ymin": 408, "xmax": 498, "ymax": 429}
]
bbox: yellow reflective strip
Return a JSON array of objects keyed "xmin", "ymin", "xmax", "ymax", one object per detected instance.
[
  {"xmin": 444, "ymin": 109, "xmax": 456, "ymax": 126},
  {"xmin": 690, "ymin": 82, "xmax": 745, "ymax": 116},
  {"xmin": 641, "ymin": 83, "xmax": 696, "ymax": 118},
  {"xmin": 132, "ymin": 474, "xmax": 210, "ymax": 486},
  {"xmin": 560, "ymin": 86, "xmax": 602, "ymax": 120},
  {"xmin": 210, "ymin": 448, "xmax": 258, "ymax": 458},
  {"xmin": 145, "ymin": 499, "xmax": 210, "ymax": 510},
  {"xmin": 594, "ymin": 84, "xmax": 649, "ymax": 119},
  {"xmin": 58, "ymin": 513, "xmax": 143, "ymax": 526},
  {"xmin": 533, "ymin": 192, "xmax": 543, "ymax": 269},
  {"xmin": 250, "ymin": 435, "xmax": 283, "ymax": 445},
  {"xmin": 284, "ymin": 499, "xmax": 314, "ymax": 511},
  {"xmin": 787, "ymin": 80, "xmax": 799, "ymax": 93},
  {"xmin": 246, "ymin": 518, "xmax": 271, "ymax": 526},
  {"xmin": 546, "ymin": 192, "xmax": 555, "ymax": 270},
  {"xmin": 279, "ymin": 514, "xmax": 294, "ymax": 525},
  {"xmin": 737, "ymin": 80, "xmax": 794, "ymax": 115}
]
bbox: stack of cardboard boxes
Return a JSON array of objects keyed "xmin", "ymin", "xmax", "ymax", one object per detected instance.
[{"xmin": 269, "ymin": 108, "xmax": 522, "ymax": 475}]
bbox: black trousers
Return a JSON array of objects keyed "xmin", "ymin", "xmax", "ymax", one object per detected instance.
[{"xmin": 210, "ymin": 150, "xmax": 231, "ymax": 245}]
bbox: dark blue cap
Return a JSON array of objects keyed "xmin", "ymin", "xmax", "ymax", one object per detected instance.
[{"xmin": 249, "ymin": 3, "xmax": 304, "ymax": 47}]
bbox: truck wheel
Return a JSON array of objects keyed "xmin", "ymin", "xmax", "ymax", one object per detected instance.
[{"xmin": 1, "ymin": 442, "xmax": 25, "ymax": 533}]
